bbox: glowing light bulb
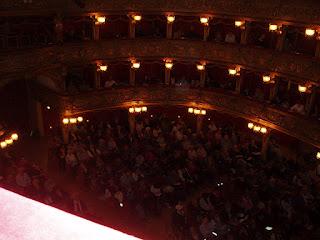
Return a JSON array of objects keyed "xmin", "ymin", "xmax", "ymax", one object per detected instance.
[
  {"xmin": 131, "ymin": 62, "xmax": 140, "ymax": 69},
  {"xmin": 167, "ymin": 15, "xmax": 175, "ymax": 23},
  {"xmin": 188, "ymin": 108, "xmax": 194, "ymax": 113},
  {"xmin": 197, "ymin": 64, "xmax": 205, "ymax": 71},
  {"xmin": 11, "ymin": 133, "xmax": 18, "ymax": 141},
  {"xmin": 135, "ymin": 107, "xmax": 142, "ymax": 113},
  {"xmin": 77, "ymin": 117, "xmax": 83, "ymax": 122},
  {"xmin": 263, "ymin": 75, "xmax": 271, "ymax": 83},
  {"xmin": 253, "ymin": 126, "xmax": 261, "ymax": 132},
  {"xmin": 133, "ymin": 15, "xmax": 142, "ymax": 21},
  {"xmin": 129, "ymin": 107, "xmax": 134, "ymax": 113},
  {"xmin": 5, "ymin": 139, "xmax": 13, "ymax": 145},
  {"xmin": 96, "ymin": 16, "xmax": 106, "ymax": 24},
  {"xmin": 0, "ymin": 141, "xmax": 7, "ymax": 149},
  {"xmin": 298, "ymin": 85, "xmax": 307, "ymax": 93},
  {"xmin": 269, "ymin": 24, "xmax": 278, "ymax": 32},
  {"xmin": 62, "ymin": 118, "xmax": 69, "ymax": 125},
  {"xmin": 248, "ymin": 123, "xmax": 254, "ymax": 129},
  {"xmin": 260, "ymin": 127, "xmax": 267, "ymax": 134},
  {"xmin": 194, "ymin": 109, "xmax": 201, "ymax": 115},
  {"xmin": 165, "ymin": 62, "xmax": 173, "ymax": 69},
  {"xmin": 99, "ymin": 65, "xmax": 107, "ymax": 71},
  {"xmin": 317, "ymin": 152, "xmax": 320, "ymax": 159},
  {"xmin": 141, "ymin": 106, "xmax": 147, "ymax": 112},
  {"xmin": 200, "ymin": 17, "xmax": 209, "ymax": 25},
  {"xmin": 235, "ymin": 21, "xmax": 244, "ymax": 28},
  {"xmin": 228, "ymin": 69, "xmax": 237, "ymax": 75},
  {"xmin": 305, "ymin": 28, "xmax": 315, "ymax": 36},
  {"xmin": 201, "ymin": 110, "xmax": 206, "ymax": 115},
  {"xmin": 69, "ymin": 118, "xmax": 77, "ymax": 124},
  {"xmin": 46, "ymin": 106, "xmax": 51, "ymax": 110}
]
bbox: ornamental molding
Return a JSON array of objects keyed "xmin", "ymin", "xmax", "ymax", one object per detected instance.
[
  {"xmin": 30, "ymin": 84, "xmax": 320, "ymax": 148},
  {"xmin": 1, "ymin": 39, "xmax": 320, "ymax": 85},
  {"xmin": 1, "ymin": 0, "xmax": 320, "ymax": 25}
]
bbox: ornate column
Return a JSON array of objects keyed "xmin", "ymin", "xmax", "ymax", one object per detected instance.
[
  {"xmin": 94, "ymin": 66, "xmax": 101, "ymax": 89},
  {"xmin": 276, "ymin": 26, "xmax": 287, "ymax": 51},
  {"xmin": 315, "ymin": 40, "xmax": 320, "ymax": 58},
  {"xmin": 54, "ymin": 14, "xmax": 64, "ymax": 43},
  {"xmin": 166, "ymin": 20, "xmax": 173, "ymax": 39},
  {"xmin": 235, "ymin": 71, "xmax": 244, "ymax": 93},
  {"xmin": 128, "ymin": 113, "xmax": 136, "ymax": 134},
  {"xmin": 130, "ymin": 68, "xmax": 135, "ymax": 86},
  {"xmin": 129, "ymin": 20, "xmax": 136, "ymax": 39},
  {"xmin": 199, "ymin": 69, "xmax": 206, "ymax": 87},
  {"xmin": 306, "ymin": 86, "xmax": 317, "ymax": 116},
  {"xmin": 165, "ymin": 68, "xmax": 171, "ymax": 85},
  {"xmin": 261, "ymin": 131, "xmax": 271, "ymax": 161},
  {"xmin": 269, "ymin": 78, "xmax": 280, "ymax": 101},
  {"xmin": 93, "ymin": 23, "xmax": 100, "ymax": 40},
  {"xmin": 29, "ymin": 99, "xmax": 45, "ymax": 137},
  {"xmin": 203, "ymin": 25, "xmax": 210, "ymax": 41},
  {"xmin": 196, "ymin": 115, "xmax": 203, "ymax": 135},
  {"xmin": 240, "ymin": 22, "xmax": 250, "ymax": 45}
]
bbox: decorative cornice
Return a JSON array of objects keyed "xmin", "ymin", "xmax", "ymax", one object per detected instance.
[
  {"xmin": 1, "ymin": 39, "xmax": 320, "ymax": 85},
  {"xmin": 1, "ymin": 0, "xmax": 320, "ymax": 25},
  {"xmin": 30, "ymin": 84, "xmax": 320, "ymax": 148}
]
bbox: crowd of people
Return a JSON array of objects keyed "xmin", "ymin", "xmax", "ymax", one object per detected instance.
[{"xmin": 50, "ymin": 113, "xmax": 320, "ymax": 239}]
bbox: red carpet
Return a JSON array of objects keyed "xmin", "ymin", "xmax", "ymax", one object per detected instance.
[{"xmin": 0, "ymin": 187, "xmax": 141, "ymax": 240}]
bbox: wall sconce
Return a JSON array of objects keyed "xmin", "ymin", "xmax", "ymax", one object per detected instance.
[
  {"xmin": 248, "ymin": 122, "xmax": 268, "ymax": 134},
  {"xmin": 128, "ymin": 106, "xmax": 148, "ymax": 113},
  {"xmin": 62, "ymin": 117, "xmax": 84, "ymax": 125},
  {"xmin": 305, "ymin": 28, "xmax": 315, "ymax": 37},
  {"xmin": 188, "ymin": 107, "xmax": 207, "ymax": 115},
  {"xmin": 165, "ymin": 61, "xmax": 173, "ymax": 69},
  {"xmin": 0, "ymin": 141, "xmax": 7, "ymax": 149},
  {"xmin": 98, "ymin": 64, "xmax": 107, "ymax": 72},
  {"xmin": 132, "ymin": 15, "xmax": 142, "ymax": 22},
  {"xmin": 95, "ymin": 16, "xmax": 106, "ymax": 24},
  {"xmin": 196, "ymin": 64, "xmax": 205, "ymax": 71},
  {"xmin": 131, "ymin": 61, "xmax": 140, "ymax": 69},
  {"xmin": 298, "ymin": 85, "xmax": 309, "ymax": 93},
  {"xmin": 235, "ymin": 20, "xmax": 245, "ymax": 29},
  {"xmin": 317, "ymin": 152, "xmax": 320, "ymax": 160},
  {"xmin": 269, "ymin": 24, "xmax": 279, "ymax": 32},
  {"xmin": 262, "ymin": 74, "xmax": 275, "ymax": 84},
  {"xmin": 0, "ymin": 132, "xmax": 19, "ymax": 149},
  {"xmin": 228, "ymin": 66, "xmax": 240, "ymax": 76},
  {"xmin": 200, "ymin": 17, "xmax": 209, "ymax": 26},
  {"xmin": 167, "ymin": 15, "xmax": 175, "ymax": 23}
]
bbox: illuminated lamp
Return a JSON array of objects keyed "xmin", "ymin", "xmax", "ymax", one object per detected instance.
[
  {"xmin": 196, "ymin": 64, "xmax": 205, "ymax": 71},
  {"xmin": 317, "ymin": 152, "xmax": 320, "ymax": 159},
  {"xmin": 262, "ymin": 75, "xmax": 271, "ymax": 83},
  {"xmin": 77, "ymin": 117, "xmax": 83, "ymax": 122},
  {"xmin": 46, "ymin": 106, "xmax": 51, "ymax": 110},
  {"xmin": 62, "ymin": 118, "xmax": 69, "ymax": 125},
  {"xmin": 235, "ymin": 21, "xmax": 245, "ymax": 28},
  {"xmin": 260, "ymin": 127, "xmax": 267, "ymax": 134},
  {"xmin": 96, "ymin": 16, "xmax": 106, "ymax": 24},
  {"xmin": 131, "ymin": 62, "xmax": 140, "ymax": 69},
  {"xmin": 11, "ymin": 133, "xmax": 18, "ymax": 141},
  {"xmin": 5, "ymin": 139, "xmax": 13, "ymax": 145},
  {"xmin": 201, "ymin": 110, "xmax": 206, "ymax": 115},
  {"xmin": 298, "ymin": 85, "xmax": 307, "ymax": 93},
  {"xmin": 253, "ymin": 126, "xmax": 261, "ymax": 132},
  {"xmin": 167, "ymin": 15, "xmax": 175, "ymax": 23},
  {"xmin": 141, "ymin": 106, "xmax": 147, "ymax": 112},
  {"xmin": 134, "ymin": 107, "xmax": 142, "ymax": 113},
  {"xmin": 305, "ymin": 28, "xmax": 315, "ymax": 37},
  {"xmin": 194, "ymin": 109, "xmax": 201, "ymax": 115},
  {"xmin": 132, "ymin": 15, "xmax": 142, "ymax": 21},
  {"xmin": 165, "ymin": 62, "xmax": 173, "ymax": 69},
  {"xmin": 200, "ymin": 17, "xmax": 209, "ymax": 25},
  {"xmin": 269, "ymin": 24, "xmax": 278, "ymax": 32},
  {"xmin": 69, "ymin": 118, "xmax": 77, "ymax": 124},
  {"xmin": 0, "ymin": 141, "xmax": 7, "ymax": 149},
  {"xmin": 129, "ymin": 107, "xmax": 134, "ymax": 113},
  {"xmin": 248, "ymin": 123, "xmax": 254, "ymax": 129},
  {"xmin": 188, "ymin": 108, "xmax": 194, "ymax": 113},
  {"xmin": 99, "ymin": 65, "xmax": 107, "ymax": 71}
]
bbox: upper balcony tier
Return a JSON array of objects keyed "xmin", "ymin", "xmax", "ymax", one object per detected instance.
[{"xmin": 1, "ymin": 0, "xmax": 320, "ymax": 25}]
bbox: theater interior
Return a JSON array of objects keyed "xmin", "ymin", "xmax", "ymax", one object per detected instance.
[{"xmin": 1, "ymin": 1, "xmax": 320, "ymax": 239}]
